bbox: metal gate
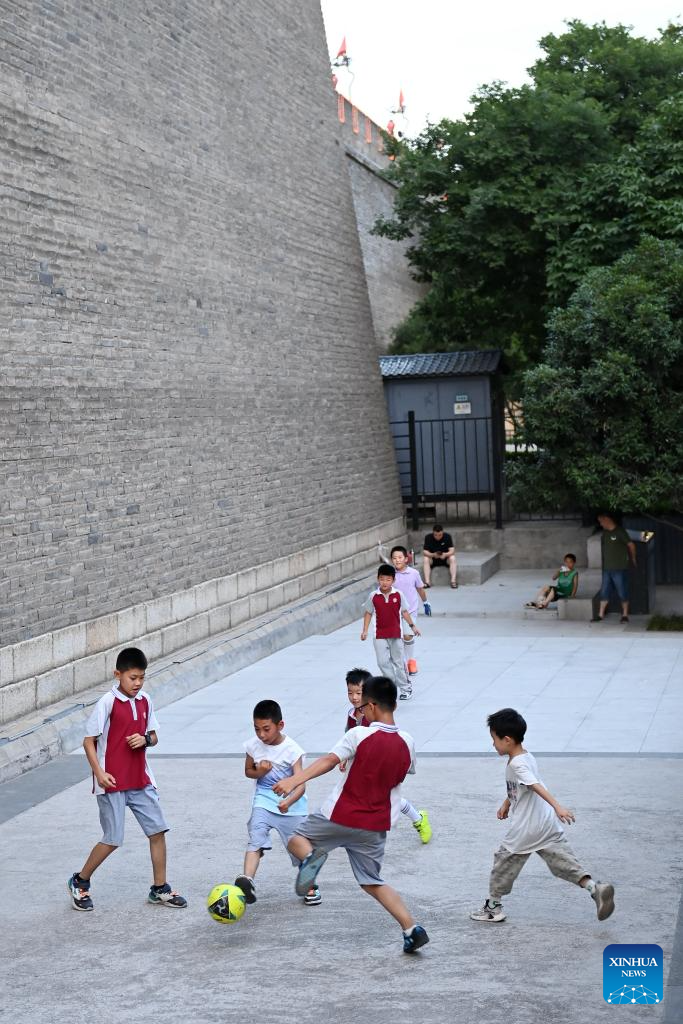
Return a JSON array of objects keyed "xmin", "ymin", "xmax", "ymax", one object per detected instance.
[{"xmin": 389, "ymin": 410, "xmax": 504, "ymax": 528}]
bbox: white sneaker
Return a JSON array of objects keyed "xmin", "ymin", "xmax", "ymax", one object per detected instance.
[
  {"xmin": 399, "ymin": 689, "xmax": 413, "ymax": 701},
  {"xmin": 470, "ymin": 899, "xmax": 506, "ymax": 922},
  {"xmin": 592, "ymin": 882, "xmax": 615, "ymax": 921}
]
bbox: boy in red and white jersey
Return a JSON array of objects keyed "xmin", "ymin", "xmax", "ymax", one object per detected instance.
[
  {"xmin": 67, "ymin": 647, "xmax": 186, "ymax": 912},
  {"xmin": 274, "ymin": 675, "xmax": 430, "ymax": 955},
  {"xmin": 344, "ymin": 667, "xmax": 432, "ymax": 843},
  {"xmin": 361, "ymin": 564, "xmax": 421, "ymax": 701}
]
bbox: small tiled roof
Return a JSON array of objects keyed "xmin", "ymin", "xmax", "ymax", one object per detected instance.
[{"xmin": 379, "ymin": 350, "xmax": 502, "ymax": 378}]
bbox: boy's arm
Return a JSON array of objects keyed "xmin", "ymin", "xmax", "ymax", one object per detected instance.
[
  {"xmin": 273, "ymin": 753, "xmax": 340, "ymax": 797},
  {"xmin": 244, "ymin": 753, "xmax": 273, "ymax": 779},
  {"xmin": 401, "ymin": 608, "xmax": 420, "ymax": 635},
  {"xmin": 551, "ymin": 570, "xmax": 560, "ymax": 580},
  {"xmin": 361, "ymin": 611, "xmax": 372, "ymax": 640},
  {"xmin": 571, "ymin": 573, "xmax": 579, "ymax": 597},
  {"xmin": 277, "ymin": 756, "xmax": 306, "ymax": 812},
  {"xmin": 497, "ymin": 798, "xmax": 511, "ymax": 819},
  {"xmin": 528, "ymin": 782, "xmax": 575, "ymax": 824},
  {"xmin": 83, "ymin": 735, "xmax": 116, "ymax": 789},
  {"xmin": 416, "ymin": 585, "xmax": 427, "ymax": 601}
]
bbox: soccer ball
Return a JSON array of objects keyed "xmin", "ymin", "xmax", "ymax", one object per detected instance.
[{"xmin": 207, "ymin": 883, "xmax": 247, "ymax": 924}]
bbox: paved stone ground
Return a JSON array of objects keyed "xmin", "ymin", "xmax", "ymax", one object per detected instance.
[{"xmin": 2, "ymin": 573, "xmax": 682, "ymax": 1023}]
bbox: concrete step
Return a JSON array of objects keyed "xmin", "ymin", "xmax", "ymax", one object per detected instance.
[{"xmin": 424, "ymin": 550, "xmax": 499, "ymax": 586}]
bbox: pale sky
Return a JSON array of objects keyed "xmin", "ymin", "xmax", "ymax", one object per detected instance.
[{"xmin": 320, "ymin": 0, "xmax": 682, "ymax": 134}]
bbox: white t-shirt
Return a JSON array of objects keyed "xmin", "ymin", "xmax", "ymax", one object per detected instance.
[
  {"xmin": 243, "ymin": 735, "xmax": 307, "ymax": 815},
  {"xmin": 502, "ymin": 751, "xmax": 564, "ymax": 854}
]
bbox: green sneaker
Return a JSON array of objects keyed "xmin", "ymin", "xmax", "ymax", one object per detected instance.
[{"xmin": 413, "ymin": 810, "xmax": 432, "ymax": 844}]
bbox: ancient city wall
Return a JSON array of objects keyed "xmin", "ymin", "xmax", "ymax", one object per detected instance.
[
  {"xmin": 335, "ymin": 95, "xmax": 426, "ymax": 350},
  {"xmin": 0, "ymin": 0, "xmax": 405, "ymax": 720}
]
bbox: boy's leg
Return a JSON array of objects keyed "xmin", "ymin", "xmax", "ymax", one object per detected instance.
[
  {"xmin": 149, "ymin": 832, "xmax": 167, "ymax": 886},
  {"xmin": 387, "ymin": 638, "xmax": 410, "ymax": 697},
  {"xmin": 361, "ymin": 883, "xmax": 414, "ymax": 929},
  {"xmin": 537, "ymin": 840, "xmax": 615, "ymax": 920},
  {"xmin": 471, "ymin": 845, "xmax": 529, "ymax": 921},
  {"xmin": 236, "ymin": 808, "xmax": 274, "ymax": 903},
  {"xmin": 373, "ymin": 638, "xmax": 395, "ymax": 680},
  {"xmin": 401, "ymin": 799, "xmax": 432, "ymax": 843},
  {"xmin": 68, "ymin": 791, "xmax": 125, "ymax": 910},
  {"xmin": 79, "ymin": 841, "xmax": 117, "ymax": 880}
]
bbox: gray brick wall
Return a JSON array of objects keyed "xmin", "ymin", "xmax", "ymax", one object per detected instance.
[
  {"xmin": 335, "ymin": 97, "xmax": 427, "ymax": 351},
  {"xmin": 0, "ymin": 0, "xmax": 403, "ymax": 645}
]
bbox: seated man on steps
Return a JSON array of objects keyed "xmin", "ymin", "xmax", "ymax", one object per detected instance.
[{"xmin": 422, "ymin": 524, "xmax": 457, "ymax": 588}]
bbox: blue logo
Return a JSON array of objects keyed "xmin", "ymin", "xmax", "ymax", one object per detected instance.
[{"xmin": 603, "ymin": 944, "xmax": 663, "ymax": 1005}]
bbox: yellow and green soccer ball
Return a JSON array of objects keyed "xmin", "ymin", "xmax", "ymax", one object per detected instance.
[{"xmin": 207, "ymin": 884, "xmax": 247, "ymax": 924}]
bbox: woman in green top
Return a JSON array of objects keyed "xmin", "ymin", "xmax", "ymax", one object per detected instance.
[{"xmin": 525, "ymin": 553, "xmax": 579, "ymax": 609}]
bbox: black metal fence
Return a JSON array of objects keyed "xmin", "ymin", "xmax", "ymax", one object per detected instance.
[{"xmin": 390, "ymin": 412, "xmax": 504, "ymax": 528}]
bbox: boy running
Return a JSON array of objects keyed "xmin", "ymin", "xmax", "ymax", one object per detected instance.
[
  {"xmin": 345, "ymin": 668, "xmax": 432, "ymax": 843},
  {"xmin": 274, "ymin": 675, "xmax": 430, "ymax": 955},
  {"xmin": 67, "ymin": 647, "xmax": 186, "ymax": 911},
  {"xmin": 390, "ymin": 545, "xmax": 431, "ymax": 676},
  {"xmin": 470, "ymin": 707, "xmax": 615, "ymax": 924},
  {"xmin": 361, "ymin": 564, "xmax": 420, "ymax": 701},
  {"xmin": 234, "ymin": 699, "xmax": 320, "ymax": 906}
]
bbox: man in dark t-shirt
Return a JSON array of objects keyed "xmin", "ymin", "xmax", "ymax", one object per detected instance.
[
  {"xmin": 422, "ymin": 524, "xmax": 457, "ymax": 588},
  {"xmin": 593, "ymin": 513, "xmax": 637, "ymax": 623}
]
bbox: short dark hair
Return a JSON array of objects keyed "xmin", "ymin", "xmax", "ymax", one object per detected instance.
[
  {"xmin": 377, "ymin": 563, "xmax": 396, "ymax": 578},
  {"xmin": 346, "ymin": 668, "xmax": 371, "ymax": 686},
  {"xmin": 116, "ymin": 647, "xmax": 148, "ymax": 672},
  {"xmin": 253, "ymin": 699, "xmax": 283, "ymax": 724},
  {"xmin": 487, "ymin": 708, "xmax": 527, "ymax": 744},
  {"xmin": 362, "ymin": 675, "xmax": 397, "ymax": 711},
  {"xmin": 564, "ymin": 553, "xmax": 577, "ymax": 562},
  {"xmin": 432, "ymin": 523, "xmax": 443, "ymax": 532},
  {"xmin": 390, "ymin": 545, "xmax": 408, "ymax": 558}
]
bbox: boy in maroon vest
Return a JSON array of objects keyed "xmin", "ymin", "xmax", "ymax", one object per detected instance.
[
  {"xmin": 67, "ymin": 647, "xmax": 186, "ymax": 911},
  {"xmin": 361, "ymin": 564, "xmax": 421, "ymax": 701}
]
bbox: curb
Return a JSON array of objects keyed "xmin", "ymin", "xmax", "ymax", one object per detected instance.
[{"xmin": 0, "ymin": 572, "xmax": 374, "ymax": 785}]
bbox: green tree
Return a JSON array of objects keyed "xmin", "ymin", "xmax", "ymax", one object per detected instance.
[
  {"xmin": 507, "ymin": 238, "xmax": 683, "ymax": 514},
  {"xmin": 375, "ymin": 22, "xmax": 683, "ymax": 376}
]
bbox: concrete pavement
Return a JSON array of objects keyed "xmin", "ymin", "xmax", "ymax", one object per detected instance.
[{"xmin": 2, "ymin": 572, "xmax": 682, "ymax": 1023}]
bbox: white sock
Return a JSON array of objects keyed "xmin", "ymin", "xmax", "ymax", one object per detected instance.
[
  {"xmin": 584, "ymin": 878, "xmax": 597, "ymax": 895},
  {"xmin": 403, "ymin": 925, "xmax": 416, "ymax": 937},
  {"xmin": 487, "ymin": 896, "xmax": 502, "ymax": 906},
  {"xmin": 401, "ymin": 800, "xmax": 421, "ymax": 823}
]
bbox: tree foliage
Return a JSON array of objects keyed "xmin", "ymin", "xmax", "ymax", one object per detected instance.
[
  {"xmin": 506, "ymin": 238, "xmax": 683, "ymax": 514},
  {"xmin": 375, "ymin": 22, "xmax": 683, "ymax": 376}
]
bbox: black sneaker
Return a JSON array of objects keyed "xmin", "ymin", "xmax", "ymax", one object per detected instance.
[
  {"xmin": 148, "ymin": 883, "xmax": 187, "ymax": 908},
  {"xmin": 304, "ymin": 885, "xmax": 322, "ymax": 906},
  {"xmin": 403, "ymin": 924, "xmax": 429, "ymax": 953},
  {"xmin": 234, "ymin": 874, "xmax": 257, "ymax": 904},
  {"xmin": 67, "ymin": 873, "xmax": 93, "ymax": 912}
]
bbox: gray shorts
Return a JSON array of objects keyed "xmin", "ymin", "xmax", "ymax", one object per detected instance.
[
  {"xmin": 247, "ymin": 807, "xmax": 305, "ymax": 866},
  {"xmin": 294, "ymin": 811, "xmax": 386, "ymax": 886},
  {"xmin": 97, "ymin": 785, "xmax": 169, "ymax": 847}
]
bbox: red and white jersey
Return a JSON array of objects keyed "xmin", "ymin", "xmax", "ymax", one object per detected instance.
[
  {"xmin": 321, "ymin": 722, "xmax": 416, "ymax": 831},
  {"xmin": 362, "ymin": 587, "xmax": 409, "ymax": 639},
  {"xmin": 85, "ymin": 685, "xmax": 159, "ymax": 794},
  {"xmin": 345, "ymin": 705, "xmax": 370, "ymax": 732}
]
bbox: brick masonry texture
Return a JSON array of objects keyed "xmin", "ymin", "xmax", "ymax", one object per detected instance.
[
  {"xmin": 0, "ymin": 0, "xmax": 403, "ymax": 646},
  {"xmin": 336, "ymin": 98, "xmax": 427, "ymax": 351}
]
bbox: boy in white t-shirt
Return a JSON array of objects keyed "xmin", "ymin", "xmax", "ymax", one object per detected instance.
[
  {"xmin": 390, "ymin": 546, "xmax": 431, "ymax": 677},
  {"xmin": 234, "ymin": 699, "xmax": 320, "ymax": 906},
  {"xmin": 471, "ymin": 707, "xmax": 615, "ymax": 924}
]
